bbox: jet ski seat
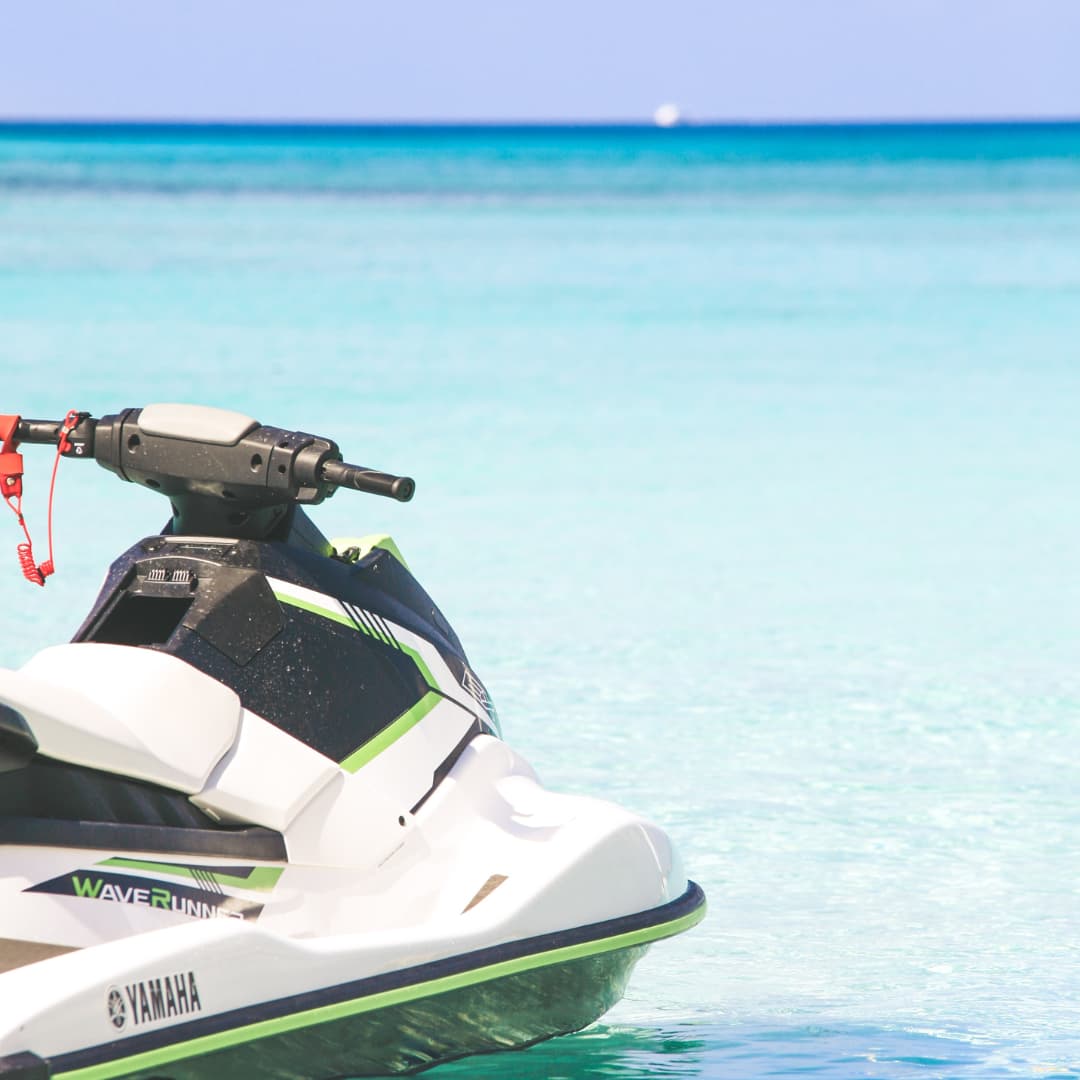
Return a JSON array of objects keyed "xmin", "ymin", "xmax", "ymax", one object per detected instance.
[{"xmin": 0, "ymin": 757, "xmax": 220, "ymax": 829}]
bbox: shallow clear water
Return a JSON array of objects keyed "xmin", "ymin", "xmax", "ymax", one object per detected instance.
[{"xmin": 2, "ymin": 124, "xmax": 1080, "ymax": 1077}]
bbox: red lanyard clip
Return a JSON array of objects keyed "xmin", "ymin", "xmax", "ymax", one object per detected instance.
[{"xmin": 0, "ymin": 414, "xmax": 23, "ymax": 502}]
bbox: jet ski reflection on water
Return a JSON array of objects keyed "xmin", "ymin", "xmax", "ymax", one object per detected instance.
[{"xmin": 0, "ymin": 404, "xmax": 705, "ymax": 1079}]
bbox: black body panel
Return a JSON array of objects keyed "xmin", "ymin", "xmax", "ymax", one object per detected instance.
[
  {"xmin": 354, "ymin": 546, "xmax": 464, "ymax": 654},
  {"xmin": 0, "ymin": 706, "xmax": 36, "ymax": 775},
  {"xmin": 161, "ymin": 608, "xmax": 427, "ymax": 761},
  {"xmin": 69, "ymin": 513, "xmax": 490, "ymax": 762},
  {"xmin": 0, "ymin": 818, "xmax": 286, "ymax": 859},
  {"xmin": 0, "ymin": 758, "xmax": 218, "ymax": 829},
  {"xmin": 0, "ymin": 1052, "xmax": 47, "ymax": 1079},
  {"xmin": 0, "ymin": 756, "xmax": 287, "ymax": 858}
]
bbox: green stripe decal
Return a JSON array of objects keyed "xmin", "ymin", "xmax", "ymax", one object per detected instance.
[
  {"xmin": 272, "ymin": 587, "xmax": 458, "ymax": 770},
  {"xmin": 272, "ymin": 591, "xmax": 354, "ymax": 630},
  {"xmin": 272, "ymin": 590, "xmax": 438, "ymax": 687},
  {"xmin": 98, "ymin": 859, "xmax": 284, "ymax": 892},
  {"xmin": 339, "ymin": 691, "xmax": 443, "ymax": 773},
  {"xmin": 53, "ymin": 896, "xmax": 705, "ymax": 1080}
]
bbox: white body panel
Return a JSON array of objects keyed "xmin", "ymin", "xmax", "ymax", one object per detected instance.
[
  {"xmin": 0, "ymin": 736, "xmax": 687, "ymax": 1061},
  {"xmin": 1, "ymin": 644, "xmax": 240, "ymax": 792},
  {"xmin": 284, "ymin": 695, "xmax": 476, "ymax": 867},
  {"xmin": 0, "ymin": 593, "xmax": 694, "ymax": 1073},
  {"xmin": 191, "ymin": 710, "xmax": 339, "ymax": 832}
]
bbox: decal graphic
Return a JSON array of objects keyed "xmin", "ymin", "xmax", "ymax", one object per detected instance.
[
  {"xmin": 343, "ymin": 601, "xmax": 401, "ymax": 650},
  {"xmin": 25, "ymin": 862, "xmax": 278, "ymax": 922},
  {"xmin": 460, "ymin": 664, "xmax": 494, "ymax": 716},
  {"xmin": 112, "ymin": 971, "xmax": 202, "ymax": 1029},
  {"xmin": 97, "ymin": 857, "xmax": 283, "ymax": 893},
  {"xmin": 107, "ymin": 986, "xmax": 126, "ymax": 1030}
]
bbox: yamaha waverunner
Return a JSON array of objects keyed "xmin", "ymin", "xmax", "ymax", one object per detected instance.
[{"xmin": 0, "ymin": 404, "xmax": 705, "ymax": 1080}]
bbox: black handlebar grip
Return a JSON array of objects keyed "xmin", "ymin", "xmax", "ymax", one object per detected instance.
[
  {"xmin": 16, "ymin": 416, "xmax": 97, "ymax": 457},
  {"xmin": 321, "ymin": 460, "xmax": 415, "ymax": 502},
  {"xmin": 15, "ymin": 419, "xmax": 69, "ymax": 444}
]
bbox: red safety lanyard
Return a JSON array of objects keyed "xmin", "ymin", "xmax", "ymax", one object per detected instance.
[{"xmin": 0, "ymin": 409, "xmax": 80, "ymax": 586}]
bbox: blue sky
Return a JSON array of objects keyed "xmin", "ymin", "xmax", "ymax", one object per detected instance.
[{"xmin": 2, "ymin": 0, "xmax": 1078, "ymax": 123}]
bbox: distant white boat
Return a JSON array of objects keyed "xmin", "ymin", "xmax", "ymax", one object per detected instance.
[{"xmin": 653, "ymin": 103, "xmax": 681, "ymax": 128}]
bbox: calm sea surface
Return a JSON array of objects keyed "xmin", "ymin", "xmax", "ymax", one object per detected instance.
[{"xmin": 2, "ymin": 124, "xmax": 1080, "ymax": 1077}]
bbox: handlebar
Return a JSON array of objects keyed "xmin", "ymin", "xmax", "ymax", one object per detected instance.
[
  {"xmin": 14, "ymin": 409, "xmax": 414, "ymax": 503},
  {"xmin": 320, "ymin": 460, "xmax": 415, "ymax": 502},
  {"xmin": 7, "ymin": 405, "xmax": 415, "ymax": 540},
  {"xmin": 16, "ymin": 415, "xmax": 96, "ymax": 455}
]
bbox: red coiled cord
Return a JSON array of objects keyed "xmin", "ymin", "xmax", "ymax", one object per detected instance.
[
  {"xmin": 1, "ymin": 409, "xmax": 81, "ymax": 587},
  {"xmin": 16, "ymin": 536, "xmax": 44, "ymax": 586}
]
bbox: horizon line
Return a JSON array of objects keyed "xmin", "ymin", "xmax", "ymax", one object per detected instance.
[{"xmin": 1, "ymin": 115, "xmax": 1079, "ymax": 130}]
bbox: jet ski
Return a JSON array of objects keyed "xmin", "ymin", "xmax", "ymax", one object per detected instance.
[{"xmin": 0, "ymin": 404, "xmax": 705, "ymax": 1080}]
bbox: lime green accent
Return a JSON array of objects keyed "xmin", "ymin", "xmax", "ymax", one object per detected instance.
[
  {"xmin": 272, "ymin": 588, "xmax": 448, "ymax": 772},
  {"xmin": 53, "ymin": 896, "xmax": 705, "ymax": 1080},
  {"xmin": 272, "ymin": 591, "xmax": 437, "ymax": 687},
  {"xmin": 99, "ymin": 859, "xmax": 284, "ymax": 893},
  {"xmin": 398, "ymin": 640, "xmax": 437, "ymax": 690},
  {"xmin": 273, "ymin": 591, "xmax": 355, "ymax": 631},
  {"xmin": 330, "ymin": 533, "xmax": 410, "ymax": 571},
  {"xmin": 339, "ymin": 691, "xmax": 443, "ymax": 773},
  {"xmin": 71, "ymin": 876, "xmax": 103, "ymax": 899}
]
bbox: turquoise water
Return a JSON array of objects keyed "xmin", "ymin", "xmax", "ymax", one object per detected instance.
[{"xmin": 3, "ymin": 124, "xmax": 1080, "ymax": 1077}]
